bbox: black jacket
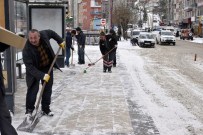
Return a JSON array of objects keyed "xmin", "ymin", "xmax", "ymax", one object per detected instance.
[
  {"xmin": 23, "ymin": 29, "xmax": 64, "ymax": 86},
  {"xmin": 99, "ymin": 39, "xmax": 108, "ymax": 55},
  {"xmin": 76, "ymin": 31, "xmax": 86, "ymax": 48},
  {"xmin": 106, "ymin": 34, "xmax": 117, "ymax": 51},
  {"xmin": 0, "ymin": 43, "xmax": 10, "ymax": 95},
  {"xmin": 66, "ymin": 31, "xmax": 73, "ymax": 49}
]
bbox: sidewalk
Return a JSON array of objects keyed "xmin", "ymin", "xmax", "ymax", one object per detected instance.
[
  {"xmin": 12, "ymin": 45, "xmax": 135, "ymax": 135},
  {"xmin": 176, "ymin": 37, "xmax": 203, "ymax": 44}
]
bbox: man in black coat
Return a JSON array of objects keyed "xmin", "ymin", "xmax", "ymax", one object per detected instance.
[
  {"xmin": 75, "ymin": 27, "xmax": 86, "ymax": 64},
  {"xmin": 23, "ymin": 29, "xmax": 64, "ymax": 121},
  {"xmin": 0, "ymin": 43, "xmax": 18, "ymax": 135}
]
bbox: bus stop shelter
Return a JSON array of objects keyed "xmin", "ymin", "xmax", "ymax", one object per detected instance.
[{"xmin": 1, "ymin": 0, "xmax": 67, "ymax": 113}]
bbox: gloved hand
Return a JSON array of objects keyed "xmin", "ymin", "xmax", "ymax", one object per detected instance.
[
  {"xmin": 43, "ymin": 74, "xmax": 50, "ymax": 82},
  {"xmin": 59, "ymin": 41, "xmax": 65, "ymax": 50},
  {"xmin": 79, "ymin": 45, "xmax": 82, "ymax": 48}
]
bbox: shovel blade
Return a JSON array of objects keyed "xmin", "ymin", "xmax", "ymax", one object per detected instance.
[{"xmin": 17, "ymin": 112, "xmax": 42, "ymax": 132}]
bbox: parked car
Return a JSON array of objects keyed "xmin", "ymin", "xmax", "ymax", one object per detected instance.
[
  {"xmin": 180, "ymin": 29, "xmax": 193, "ymax": 40},
  {"xmin": 137, "ymin": 32, "xmax": 155, "ymax": 48},
  {"xmin": 157, "ymin": 30, "xmax": 176, "ymax": 45},
  {"xmin": 130, "ymin": 29, "xmax": 141, "ymax": 45}
]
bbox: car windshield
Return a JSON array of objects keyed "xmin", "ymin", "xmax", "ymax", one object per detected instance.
[
  {"xmin": 161, "ymin": 32, "xmax": 173, "ymax": 35},
  {"xmin": 132, "ymin": 31, "xmax": 140, "ymax": 35},
  {"xmin": 140, "ymin": 34, "xmax": 154, "ymax": 39}
]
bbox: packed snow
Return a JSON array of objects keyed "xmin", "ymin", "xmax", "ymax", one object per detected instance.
[{"xmin": 11, "ymin": 38, "xmax": 203, "ymax": 135}]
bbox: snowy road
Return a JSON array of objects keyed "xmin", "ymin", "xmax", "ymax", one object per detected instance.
[
  {"xmin": 13, "ymin": 39, "xmax": 203, "ymax": 135},
  {"xmin": 118, "ymin": 39, "xmax": 203, "ymax": 135}
]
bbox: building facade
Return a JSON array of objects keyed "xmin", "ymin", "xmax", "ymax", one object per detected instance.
[
  {"xmin": 77, "ymin": 0, "xmax": 103, "ymax": 30},
  {"xmin": 169, "ymin": 0, "xmax": 203, "ymax": 36}
]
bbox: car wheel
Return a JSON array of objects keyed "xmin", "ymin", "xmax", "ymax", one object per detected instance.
[{"xmin": 173, "ymin": 43, "xmax": 176, "ymax": 46}]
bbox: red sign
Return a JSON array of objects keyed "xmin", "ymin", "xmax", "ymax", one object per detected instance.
[{"xmin": 101, "ymin": 19, "xmax": 106, "ymax": 26}]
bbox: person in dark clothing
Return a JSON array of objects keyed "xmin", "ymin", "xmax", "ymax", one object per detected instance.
[
  {"xmin": 23, "ymin": 29, "xmax": 65, "ymax": 122},
  {"xmin": 75, "ymin": 27, "xmax": 86, "ymax": 64},
  {"xmin": 99, "ymin": 31, "xmax": 116, "ymax": 73},
  {"xmin": 191, "ymin": 27, "xmax": 194, "ymax": 34},
  {"xmin": 109, "ymin": 29, "xmax": 118, "ymax": 67},
  {"xmin": 117, "ymin": 26, "xmax": 122, "ymax": 41},
  {"xmin": 65, "ymin": 27, "xmax": 74, "ymax": 67},
  {"xmin": 0, "ymin": 43, "xmax": 18, "ymax": 135}
]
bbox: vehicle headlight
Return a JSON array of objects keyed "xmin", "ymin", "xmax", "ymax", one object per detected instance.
[{"xmin": 140, "ymin": 39, "xmax": 144, "ymax": 43}]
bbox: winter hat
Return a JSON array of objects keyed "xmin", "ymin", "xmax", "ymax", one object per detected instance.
[
  {"xmin": 76, "ymin": 27, "xmax": 81, "ymax": 31},
  {"xmin": 100, "ymin": 31, "xmax": 105, "ymax": 36},
  {"xmin": 66, "ymin": 27, "xmax": 71, "ymax": 30}
]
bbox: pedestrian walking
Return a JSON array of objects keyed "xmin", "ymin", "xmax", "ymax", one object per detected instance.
[
  {"xmin": 108, "ymin": 29, "xmax": 118, "ymax": 67},
  {"xmin": 22, "ymin": 29, "xmax": 65, "ymax": 122},
  {"xmin": 75, "ymin": 27, "xmax": 86, "ymax": 64},
  {"xmin": 0, "ymin": 43, "xmax": 18, "ymax": 135},
  {"xmin": 65, "ymin": 27, "xmax": 74, "ymax": 67},
  {"xmin": 99, "ymin": 31, "xmax": 116, "ymax": 73},
  {"xmin": 117, "ymin": 27, "xmax": 122, "ymax": 41}
]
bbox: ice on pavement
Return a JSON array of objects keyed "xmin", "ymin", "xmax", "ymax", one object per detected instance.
[{"xmin": 13, "ymin": 39, "xmax": 203, "ymax": 135}]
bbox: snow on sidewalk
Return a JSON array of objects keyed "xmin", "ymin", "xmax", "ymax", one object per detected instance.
[{"xmin": 13, "ymin": 45, "xmax": 134, "ymax": 135}]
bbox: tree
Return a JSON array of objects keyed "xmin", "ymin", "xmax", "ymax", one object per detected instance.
[
  {"xmin": 153, "ymin": 0, "xmax": 167, "ymax": 21},
  {"xmin": 143, "ymin": 7, "xmax": 148, "ymax": 22},
  {"xmin": 112, "ymin": 0, "xmax": 133, "ymax": 39}
]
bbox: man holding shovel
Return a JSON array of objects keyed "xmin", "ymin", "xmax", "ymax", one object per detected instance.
[{"xmin": 22, "ymin": 29, "xmax": 65, "ymax": 123}]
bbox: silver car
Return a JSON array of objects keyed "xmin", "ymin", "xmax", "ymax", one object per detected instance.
[{"xmin": 138, "ymin": 32, "xmax": 155, "ymax": 48}]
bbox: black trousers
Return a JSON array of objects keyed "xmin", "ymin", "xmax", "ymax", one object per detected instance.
[
  {"xmin": 0, "ymin": 90, "xmax": 18, "ymax": 135},
  {"xmin": 26, "ymin": 68, "xmax": 53, "ymax": 113},
  {"xmin": 113, "ymin": 49, "xmax": 117, "ymax": 66},
  {"xmin": 78, "ymin": 46, "xmax": 85, "ymax": 64}
]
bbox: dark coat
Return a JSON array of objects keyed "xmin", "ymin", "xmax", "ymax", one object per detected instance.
[
  {"xmin": 23, "ymin": 29, "xmax": 63, "ymax": 87},
  {"xmin": 99, "ymin": 39, "xmax": 108, "ymax": 55},
  {"xmin": 106, "ymin": 34, "xmax": 117, "ymax": 51},
  {"xmin": 0, "ymin": 43, "xmax": 10, "ymax": 95},
  {"xmin": 76, "ymin": 31, "xmax": 86, "ymax": 48},
  {"xmin": 66, "ymin": 31, "xmax": 72, "ymax": 49}
]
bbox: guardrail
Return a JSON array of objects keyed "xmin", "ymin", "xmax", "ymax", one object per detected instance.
[{"xmin": 84, "ymin": 31, "xmax": 100, "ymax": 45}]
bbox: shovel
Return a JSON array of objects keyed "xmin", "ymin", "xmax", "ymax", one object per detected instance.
[
  {"xmin": 70, "ymin": 49, "xmax": 75, "ymax": 67},
  {"xmin": 17, "ymin": 46, "xmax": 62, "ymax": 132}
]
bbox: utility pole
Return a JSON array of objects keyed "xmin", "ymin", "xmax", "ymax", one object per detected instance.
[{"xmin": 108, "ymin": 0, "xmax": 113, "ymax": 30}]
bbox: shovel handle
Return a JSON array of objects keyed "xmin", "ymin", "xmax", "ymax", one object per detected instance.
[{"xmin": 35, "ymin": 47, "xmax": 62, "ymax": 112}]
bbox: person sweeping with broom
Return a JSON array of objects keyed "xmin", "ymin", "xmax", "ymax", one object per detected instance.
[
  {"xmin": 22, "ymin": 29, "xmax": 65, "ymax": 124},
  {"xmin": 99, "ymin": 31, "xmax": 117, "ymax": 73}
]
